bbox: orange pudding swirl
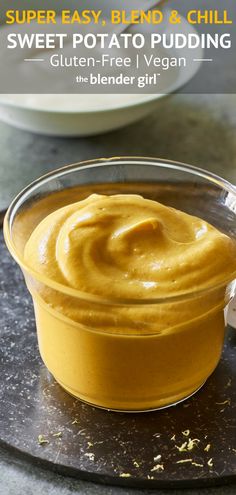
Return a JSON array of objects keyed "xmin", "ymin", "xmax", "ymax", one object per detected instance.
[
  {"xmin": 22, "ymin": 193, "xmax": 236, "ymax": 409},
  {"xmin": 24, "ymin": 193, "xmax": 236, "ymax": 295}
]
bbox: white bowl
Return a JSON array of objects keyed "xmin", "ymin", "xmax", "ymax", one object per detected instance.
[
  {"xmin": 0, "ymin": 6, "xmax": 202, "ymax": 136},
  {"xmin": 0, "ymin": 94, "xmax": 170, "ymax": 136}
]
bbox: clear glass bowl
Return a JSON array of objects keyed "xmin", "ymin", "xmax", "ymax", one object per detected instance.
[{"xmin": 4, "ymin": 157, "xmax": 236, "ymax": 412}]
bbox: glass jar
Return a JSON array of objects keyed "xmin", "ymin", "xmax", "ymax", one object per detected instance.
[{"xmin": 4, "ymin": 157, "xmax": 236, "ymax": 411}]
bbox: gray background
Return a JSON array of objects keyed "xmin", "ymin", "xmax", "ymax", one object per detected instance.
[
  {"xmin": 0, "ymin": 92, "xmax": 236, "ymax": 494},
  {"xmin": 1, "ymin": 93, "xmax": 236, "ymax": 211}
]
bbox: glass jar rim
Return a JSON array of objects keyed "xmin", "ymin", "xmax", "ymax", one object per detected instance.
[{"xmin": 4, "ymin": 156, "xmax": 236, "ymax": 306}]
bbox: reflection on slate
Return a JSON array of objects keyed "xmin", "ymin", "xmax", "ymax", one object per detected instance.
[{"xmin": 0, "ymin": 227, "xmax": 236, "ymax": 489}]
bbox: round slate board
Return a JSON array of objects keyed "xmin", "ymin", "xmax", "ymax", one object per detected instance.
[{"xmin": 0, "ymin": 222, "xmax": 236, "ymax": 490}]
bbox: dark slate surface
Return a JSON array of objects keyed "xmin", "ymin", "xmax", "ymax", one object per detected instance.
[{"xmin": 0, "ymin": 226, "xmax": 236, "ymax": 490}]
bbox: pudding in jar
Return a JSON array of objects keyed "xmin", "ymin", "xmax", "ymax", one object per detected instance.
[{"xmin": 22, "ymin": 192, "xmax": 236, "ymax": 411}]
